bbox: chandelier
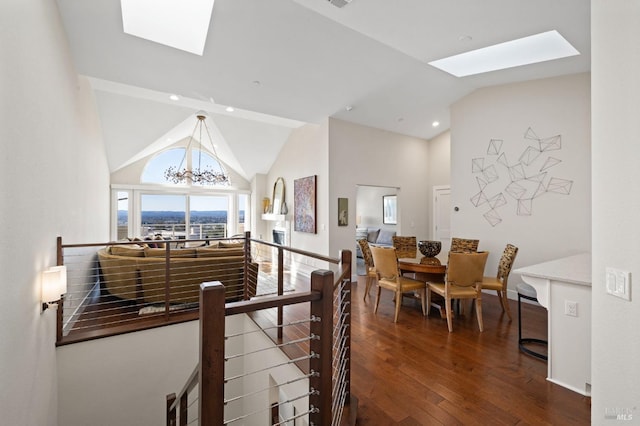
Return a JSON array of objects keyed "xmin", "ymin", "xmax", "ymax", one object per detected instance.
[{"xmin": 164, "ymin": 113, "xmax": 230, "ymax": 185}]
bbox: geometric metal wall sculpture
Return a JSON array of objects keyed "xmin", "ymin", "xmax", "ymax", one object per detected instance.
[{"xmin": 470, "ymin": 127, "xmax": 573, "ymax": 227}]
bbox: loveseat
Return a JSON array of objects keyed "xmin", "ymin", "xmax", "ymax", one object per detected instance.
[
  {"xmin": 355, "ymin": 227, "xmax": 396, "ymax": 258},
  {"xmin": 97, "ymin": 241, "xmax": 258, "ymax": 304}
]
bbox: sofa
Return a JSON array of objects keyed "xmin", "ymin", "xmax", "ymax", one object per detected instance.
[
  {"xmin": 355, "ymin": 227, "xmax": 396, "ymax": 258},
  {"xmin": 97, "ymin": 241, "xmax": 258, "ymax": 304}
]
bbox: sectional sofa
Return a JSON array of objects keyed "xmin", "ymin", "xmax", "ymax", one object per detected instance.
[
  {"xmin": 97, "ymin": 241, "xmax": 258, "ymax": 304},
  {"xmin": 355, "ymin": 227, "xmax": 396, "ymax": 258}
]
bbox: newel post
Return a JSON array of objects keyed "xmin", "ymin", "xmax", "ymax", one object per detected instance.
[
  {"xmin": 309, "ymin": 270, "xmax": 334, "ymax": 426},
  {"xmin": 199, "ymin": 281, "xmax": 225, "ymax": 425},
  {"xmin": 243, "ymin": 231, "xmax": 251, "ymax": 300},
  {"xmin": 340, "ymin": 249, "xmax": 352, "ymax": 404}
]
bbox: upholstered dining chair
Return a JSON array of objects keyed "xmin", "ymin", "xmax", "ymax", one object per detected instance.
[
  {"xmin": 427, "ymin": 251, "xmax": 489, "ymax": 332},
  {"xmin": 450, "ymin": 237, "xmax": 480, "ymax": 253},
  {"xmin": 392, "ymin": 236, "xmax": 417, "ymax": 259},
  {"xmin": 370, "ymin": 246, "xmax": 427, "ymax": 323},
  {"xmin": 357, "ymin": 238, "xmax": 377, "ymax": 302},
  {"xmin": 481, "ymin": 244, "xmax": 518, "ymax": 320}
]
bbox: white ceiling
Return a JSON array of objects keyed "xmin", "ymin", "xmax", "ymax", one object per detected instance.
[{"xmin": 56, "ymin": 0, "xmax": 590, "ymax": 181}]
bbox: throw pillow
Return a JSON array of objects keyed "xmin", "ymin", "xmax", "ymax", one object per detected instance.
[
  {"xmin": 376, "ymin": 230, "xmax": 396, "ymax": 246},
  {"xmin": 110, "ymin": 245, "xmax": 145, "ymax": 257},
  {"xmin": 367, "ymin": 228, "xmax": 380, "ymax": 243},
  {"xmin": 219, "ymin": 241, "xmax": 244, "ymax": 248}
]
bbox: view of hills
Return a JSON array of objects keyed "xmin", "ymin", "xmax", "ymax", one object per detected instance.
[{"xmin": 118, "ymin": 210, "xmax": 244, "ymax": 225}]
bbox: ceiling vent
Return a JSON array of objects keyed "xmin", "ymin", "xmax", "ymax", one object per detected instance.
[{"xmin": 327, "ymin": 0, "xmax": 352, "ymax": 8}]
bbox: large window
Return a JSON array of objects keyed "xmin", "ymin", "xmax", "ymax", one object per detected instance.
[
  {"xmin": 111, "ymin": 147, "xmax": 248, "ymax": 240},
  {"xmin": 190, "ymin": 196, "xmax": 228, "ymax": 239},
  {"xmin": 140, "ymin": 194, "xmax": 186, "ymax": 238}
]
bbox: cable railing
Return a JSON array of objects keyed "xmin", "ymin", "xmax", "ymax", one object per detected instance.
[
  {"xmin": 166, "ymin": 250, "xmax": 354, "ymax": 425},
  {"xmin": 56, "ymin": 233, "xmax": 258, "ymax": 345},
  {"xmin": 55, "ymin": 232, "xmax": 354, "ymax": 422}
]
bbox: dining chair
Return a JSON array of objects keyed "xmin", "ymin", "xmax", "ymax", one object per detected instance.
[
  {"xmin": 426, "ymin": 251, "xmax": 489, "ymax": 332},
  {"xmin": 481, "ymin": 244, "xmax": 518, "ymax": 320},
  {"xmin": 357, "ymin": 238, "xmax": 377, "ymax": 302},
  {"xmin": 370, "ymin": 246, "xmax": 427, "ymax": 323},
  {"xmin": 450, "ymin": 237, "xmax": 479, "ymax": 253},
  {"xmin": 392, "ymin": 236, "xmax": 417, "ymax": 259}
]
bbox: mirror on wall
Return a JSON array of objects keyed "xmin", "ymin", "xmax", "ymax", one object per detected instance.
[{"xmin": 272, "ymin": 177, "xmax": 286, "ymax": 215}]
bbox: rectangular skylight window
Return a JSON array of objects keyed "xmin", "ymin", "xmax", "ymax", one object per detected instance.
[
  {"xmin": 428, "ymin": 30, "xmax": 579, "ymax": 77},
  {"xmin": 121, "ymin": 0, "xmax": 215, "ymax": 56}
]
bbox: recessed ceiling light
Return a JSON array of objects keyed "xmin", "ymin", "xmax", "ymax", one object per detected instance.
[
  {"xmin": 345, "ymin": 105, "xmax": 353, "ymax": 112},
  {"xmin": 169, "ymin": 94, "xmax": 180, "ymax": 101},
  {"xmin": 432, "ymin": 121, "xmax": 440, "ymax": 127},
  {"xmin": 429, "ymin": 30, "xmax": 580, "ymax": 77},
  {"xmin": 252, "ymin": 80, "xmax": 261, "ymax": 86},
  {"xmin": 225, "ymin": 106, "xmax": 234, "ymax": 112},
  {"xmin": 120, "ymin": 0, "xmax": 215, "ymax": 56},
  {"xmin": 397, "ymin": 117, "xmax": 404, "ymax": 122}
]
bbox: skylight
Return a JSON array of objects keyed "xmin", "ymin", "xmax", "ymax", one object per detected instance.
[
  {"xmin": 428, "ymin": 30, "xmax": 580, "ymax": 77},
  {"xmin": 121, "ymin": 0, "xmax": 215, "ymax": 56}
]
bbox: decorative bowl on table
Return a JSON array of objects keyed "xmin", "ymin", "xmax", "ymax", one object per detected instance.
[{"xmin": 418, "ymin": 240, "xmax": 442, "ymax": 258}]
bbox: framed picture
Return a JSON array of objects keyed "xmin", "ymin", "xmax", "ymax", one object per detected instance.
[
  {"xmin": 294, "ymin": 175, "xmax": 317, "ymax": 233},
  {"xmin": 338, "ymin": 198, "xmax": 348, "ymax": 226},
  {"xmin": 383, "ymin": 195, "xmax": 397, "ymax": 225}
]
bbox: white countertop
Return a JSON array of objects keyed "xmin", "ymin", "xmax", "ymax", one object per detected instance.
[{"xmin": 513, "ymin": 252, "xmax": 591, "ymax": 287}]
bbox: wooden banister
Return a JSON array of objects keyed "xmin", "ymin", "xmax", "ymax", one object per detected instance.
[
  {"xmin": 199, "ymin": 281, "xmax": 226, "ymax": 425},
  {"xmin": 309, "ymin": 269, "xmax": 335, "ymax": 426}
]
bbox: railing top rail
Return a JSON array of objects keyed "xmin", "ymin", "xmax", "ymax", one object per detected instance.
[
  {"xmin": 168, "ymin": 363, "xmax": 200, "ymax": 413},
  {"xmin": 225, "ymin": 291, "xmax": 321, "ymax": 316},
  {"xmin": 249, "ymin": 238, "xmax": 340, "ymax": 264},
  {"xmin": 59, "ymin": 236, "xmax": 246, "ymax": 249}
]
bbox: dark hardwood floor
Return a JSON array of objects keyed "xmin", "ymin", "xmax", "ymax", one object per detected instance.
[
  {"xmin": 62, "ymin": 266, "xmax": 591, "ymax": 424},
  {"xmin": 348, "ymin": 275, "xmax": 591, "ymax": 425}
]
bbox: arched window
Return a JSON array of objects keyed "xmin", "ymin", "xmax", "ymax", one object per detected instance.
[{"xmin": 141, "ymin": 147, "xmax": 230, "ymax": 186}]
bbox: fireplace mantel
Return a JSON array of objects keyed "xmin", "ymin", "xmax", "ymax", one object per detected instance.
[{"xmin": 261, "ymin": 213, "xmax": 287, "ymax": 221}]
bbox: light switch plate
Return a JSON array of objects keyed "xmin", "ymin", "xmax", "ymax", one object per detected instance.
[{"xmin": 605, "ymin": 267, "xmax": 631, "ymax": 301}]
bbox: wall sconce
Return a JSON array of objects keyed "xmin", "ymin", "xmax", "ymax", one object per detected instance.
[{"xmin": 41, "ymin": 265, "xmax": 67, "ymax": 311}]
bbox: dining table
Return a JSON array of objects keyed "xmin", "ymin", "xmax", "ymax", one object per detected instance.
[{"xmin": 398, "ymin": 255, "xmax": 448, "ymax": 317}]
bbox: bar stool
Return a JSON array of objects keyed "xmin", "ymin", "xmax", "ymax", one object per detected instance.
[{"xmin": 516, "ymin": 282, "xmax": 548, "ymax": 360}]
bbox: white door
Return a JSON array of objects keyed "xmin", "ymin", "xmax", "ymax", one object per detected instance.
[{"xmin": 433, "ymin": 186, "xmax": 451, "ymax": 254}]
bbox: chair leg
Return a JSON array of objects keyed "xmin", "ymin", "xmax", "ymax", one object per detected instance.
[
  {"xmin": 363, "ymin": 276, "xmax": 372, "ymax": 301},
  {"xmin": 475, "ymin": 298, "xmax": 484, "ymax": 332},
  {"xmin": 374, "ymin": 287, "xmax": 382, "ymax": 314},
  {"xmin": 445, "ymin": 297, "xmax": 453, "ymax": 332},
  {"xmin": 426, "ymin": 288, "xmax": 431, "ymax": 316},
  {"xmin": 393, "ymin": 289, "xmax": 402, "ymax": 323},
  {"xmin": 501, "ymin": 290, "xmax": 513, "ymax": 320},
  {"xmin": 420, "ymin": 288, "xmax": 427, "ymax": 316}
]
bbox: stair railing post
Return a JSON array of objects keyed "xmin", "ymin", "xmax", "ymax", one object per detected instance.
[
  {"xmin": 199, "ymin": 281, "xmax": 226, "ymax": 425},
  {"xmin": 340, "ymin": 249, "xmax": 352, "ymax": 405},
  {"xmin": 309, "ymin": 270, "xmax": 334, "ymax": 426},
  {"xmin": 244, "ymin": 230, "xmax": 251, "ymax": 300},
  {"xmin": 166, "ymin": 393, "xmax": 176, "ymax": 426},
  {"xmin": 277, "ymin": 245, "xmax": 284, "ymax": 339}
]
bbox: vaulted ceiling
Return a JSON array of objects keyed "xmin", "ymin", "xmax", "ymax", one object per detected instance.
[{"xmin": 56, "ymin": 0, "xmax": 590, "ymax": 181}]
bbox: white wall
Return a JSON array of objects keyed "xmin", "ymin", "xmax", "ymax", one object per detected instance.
[
  {"xmin": 57, "ymin": 322, "xmax": 199, "ymax": 425},
  {"xmin": 591, "ymin": 2, "xmax": 640, "ymax": 422},
  {"xmin": 328, "ymin": 118, "xmax": 432, "ymax": 268},
  {"xmin": 450, "ymin": 74, "xmax": 591, "ymax": 295},
  {"xmin": 0, "ymin": 1, "xmax": 110, "ymax": 424},
  {"xmin": 264, "ymin": 122, "xmax": 330, "ymax": 257}
]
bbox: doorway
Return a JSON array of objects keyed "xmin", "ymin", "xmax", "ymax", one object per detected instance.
[{"xmin": 433, "ymin": 186, "xmax": 451, "ymax": 253}]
